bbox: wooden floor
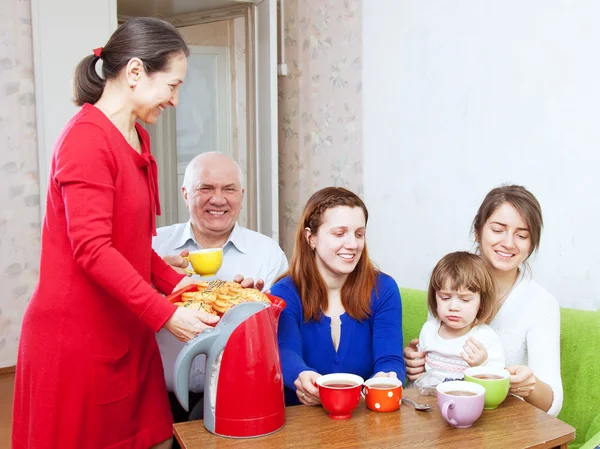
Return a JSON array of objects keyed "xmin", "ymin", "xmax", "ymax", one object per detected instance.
[{"xmin": 0, "ymin": 373, "xmax": 14, "ymax": 448}]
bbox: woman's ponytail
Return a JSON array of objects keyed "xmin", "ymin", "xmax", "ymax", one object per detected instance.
[
  {"xmin": 71, "ymin": 18, "xmax": 189, "ymax": 107},
  {"xmin": 72, "ymin": 54, "xmax": 105, "ymax": 106}
]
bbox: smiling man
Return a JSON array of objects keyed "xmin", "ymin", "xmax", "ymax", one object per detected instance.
[
  {"xmin": 152, "ymin": 152, "xmax": 288, "ymax": 422},
  {"xmin": 153, "ymin": 152, "xmax": 287, "ymax": 281}
]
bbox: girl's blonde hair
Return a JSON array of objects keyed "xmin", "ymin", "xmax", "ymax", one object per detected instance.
[{"xmin": 427, "ymin": 252, "xmax": 498, "ymax": 325}]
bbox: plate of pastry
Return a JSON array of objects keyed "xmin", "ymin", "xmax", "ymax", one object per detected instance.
[{"xmin": 166, "ymin": 280, "xmax": 271, "ymax": 316}]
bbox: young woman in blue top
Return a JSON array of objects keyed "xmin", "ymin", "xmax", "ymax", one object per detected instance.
[{"xmin": 271, "ymin": 187, "xmax": 406, "ymax": 406}]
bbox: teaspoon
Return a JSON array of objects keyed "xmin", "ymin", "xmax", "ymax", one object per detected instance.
[{"xmin": 402, "ymin": 398, "xmax": 432, "ymax": 412}]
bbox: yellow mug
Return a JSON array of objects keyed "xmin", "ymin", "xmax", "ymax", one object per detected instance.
[{"xmin": 183, "ymin": 248, "xmax": 223, "ymax": 277}]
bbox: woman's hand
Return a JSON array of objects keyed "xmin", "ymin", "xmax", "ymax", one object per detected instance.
[
  {"xmin": 163, "ymin": 249, "xmax": 191, "ymax": 276},
  {"xmin": 373, "ymin": 371, "xmax": 398, "ymax": 378},
  {"xmin": 507, "ymin": 365, "xmax": 537, "ymax": 397},
  {"xmin": 461, "ymin": 337, "xmax": 488, "ymax": 367},
  {"xmin": 173, "ymin": 275, "xmax": 209, "ymax": 292},
  {"xmin": 164, "ymin": 307, "xmax": 219, "ymax": 342},
  {"xmin": 233, "ymin": 274, "xmax": 265, "ymax": 291},
  {"xmin": 404, "ymin": 339, "xmax": 426, "ymax": 380},
  {"xmin": 294, "ymin": 371, "xmax": 322, "ymax": 406}
]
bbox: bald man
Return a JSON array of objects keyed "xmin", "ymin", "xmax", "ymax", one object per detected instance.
[{"xmin": 152, "ymin": 152, "xmax": 288, "ymax": 421}]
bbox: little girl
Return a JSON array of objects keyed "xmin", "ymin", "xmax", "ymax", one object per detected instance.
[{"xmin": 415, "ymin": 251, "xmax": 505, "ymax": 392}]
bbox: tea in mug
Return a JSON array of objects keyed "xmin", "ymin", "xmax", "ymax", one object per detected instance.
[
  {"xmin": 472, "ymin": 374, "xmax": 503, "ymax": 380},
  {"xmin": 445, "ymin": 390, "xmax": 477, "ymax": 397},
  {"xmin": 322, "ymin": 382, "xmax": 357, "ymax": 388},
  {"xmin": 369, "ymin": 383, "xmax": 399, "ymax": 389}
]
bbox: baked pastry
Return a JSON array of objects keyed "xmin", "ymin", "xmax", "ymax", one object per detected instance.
[
  {"xmin": 174, "ymin": 281, "xmax": 270, "ymax": 316},
  {"xmin": 185, "ymin": 301, "xmax": 218, "ymax": 315}
]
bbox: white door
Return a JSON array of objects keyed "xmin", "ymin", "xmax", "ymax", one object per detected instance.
[
  {"xmin": 175, "ymin": 45, "xmax": 231, "ymax": 222},
  {"xmin": 31, "ymin": 0, "xmax": 118, "ymax": 219}
]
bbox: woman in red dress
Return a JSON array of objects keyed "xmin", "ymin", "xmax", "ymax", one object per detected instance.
[{"xmin": 12, "ymin": 18, "xmax": 218, "ymax": 449}]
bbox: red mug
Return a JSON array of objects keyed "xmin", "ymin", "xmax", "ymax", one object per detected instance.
[{"xmin": 316, "ymin": 374, "xmax": 364, "ymax": 420}]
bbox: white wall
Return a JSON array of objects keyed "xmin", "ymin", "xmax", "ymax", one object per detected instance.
[
  {"xmin": 32, "ymin": 0, "xmax": 117, "ymax": 218},
  {"xmin": 363, "ymin": 1, "xmax": 600, "ymax": 310}
]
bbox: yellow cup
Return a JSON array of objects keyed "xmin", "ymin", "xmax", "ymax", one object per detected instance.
[{"xmin": 183, "ymin": 248, "xmax": 223, "ymax": 277}]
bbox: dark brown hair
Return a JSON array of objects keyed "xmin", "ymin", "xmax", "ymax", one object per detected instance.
[
  {"xmin": 276, "ymin": 187, "xmax": 376, "ymax": 322},
  {"xmin": 73, "ymin": 17, "xmax": 189, "ymax": 106},
  {"xmin": 472, "ymin": 185, "xmax": 543, "ymax": 260},
  {"xmin": 428, "ymin": 252, "xmax": 498, "ymax": 325}
]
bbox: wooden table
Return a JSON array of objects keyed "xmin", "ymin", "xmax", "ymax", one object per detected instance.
[{"xmin": 174, "ymin": 388, "xmax": 575, "ymax": 449}]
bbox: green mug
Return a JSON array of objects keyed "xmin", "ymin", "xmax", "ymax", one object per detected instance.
[{"xmin": 464, "ymin": 367, "xmax": 511, "ymax": 410}]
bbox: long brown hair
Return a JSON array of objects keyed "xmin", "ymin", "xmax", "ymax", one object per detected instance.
[
  {"xmin": 428, "ymin": 252, "xmax": 498, "ymax": 325},
  {"xmin": 472, "ymin": 184, "xmax": 543, "ymax": 262},
  {"xmin": 73, "ymin": 17, "xmax": 189, "ymax": 106},
  {"xmin": 277, "ymin": 187, "xmax": 376, "ymax": 322}
]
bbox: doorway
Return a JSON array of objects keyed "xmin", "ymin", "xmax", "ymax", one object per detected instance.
[
  {"xmin": 116, "ymin": 0, "xmax": 279, "ymax": 240},
  {"xmin": 174, "ymin": 42, "xmax": 234, "ymax": 223}
]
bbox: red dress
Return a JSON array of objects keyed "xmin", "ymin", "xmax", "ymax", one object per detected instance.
[{"xmin": 12, "ymin": 104, "xmax": 184, "ymax": 449}]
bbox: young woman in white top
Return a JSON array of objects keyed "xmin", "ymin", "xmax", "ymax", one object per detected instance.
[{"xmin": 404, "ymin": 185, "xmax": 563, "ymax": 416}]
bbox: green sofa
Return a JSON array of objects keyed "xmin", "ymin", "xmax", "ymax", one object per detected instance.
[{"xmin": 400, "ymin": 288, "xmax": 600, "ymax": 449}]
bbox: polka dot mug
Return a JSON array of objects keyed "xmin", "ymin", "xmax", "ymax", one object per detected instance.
[{"xmin": 362, "ymin": 377, "xmax": 403, "ymax": 412}]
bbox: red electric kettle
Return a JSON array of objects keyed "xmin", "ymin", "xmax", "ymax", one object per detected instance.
[{"xmin": 173, "ymin": 295, "xmax": 286, "ymax": 438}]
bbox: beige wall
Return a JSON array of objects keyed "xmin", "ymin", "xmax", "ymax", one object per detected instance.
[
  {"xmin": 0, "ymin": 0, "xmax": 41, "ymax": 368},
  {"xmin": 278, "ymin": 0, "xmax": 363, "ymax": 256},
  {"xmin": 178, "ymin": 21, "xmax": 229, "ymax": 46}
]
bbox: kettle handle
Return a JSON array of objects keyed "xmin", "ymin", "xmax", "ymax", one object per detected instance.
[{"xmin": 174, "ymin": 328, "xmax": 221, "ymax": 411}]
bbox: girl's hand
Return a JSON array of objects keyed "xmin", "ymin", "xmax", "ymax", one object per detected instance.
[
  {"xmin": 373, "ymin": 371, "xmax": 398, "ymax": 378},
  {"xmin": 506, "ymin": 365, "xmax": 536, "ymax": 397},
  {"xmin": 164, "ymin": 307, "xmax": 219, "ymax": 342},
  {"xmin": 461, "ymin": 337, "xmax": 488, "ymax": 367},
  {"xmin": 294, "ymin": 371, "xmax": 321, "ymax": 406},
  {"xmin": 404, "ymin": 339, "xmax": 426, "ymax": 380}
]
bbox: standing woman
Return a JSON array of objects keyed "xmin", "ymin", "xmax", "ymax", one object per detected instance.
[
  {"xmin": 404, "ymin": 185, "xmax": 563, "ymax": 416},
  {"xmin": 12, "ymin": 18, "xmax": 218, "ymax": 449},
  {"xmin": 271, "ymin": 187, "xmax": 405, "ymax": 406}
]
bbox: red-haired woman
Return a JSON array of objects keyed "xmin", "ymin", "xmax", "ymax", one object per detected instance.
[{"xmin": 271, "ymin": 187, "xmax": 406, "ymax": 405}]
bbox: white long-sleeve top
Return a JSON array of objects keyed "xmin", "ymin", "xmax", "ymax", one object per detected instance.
[
  {"xmin": 418, "ymin": 320, "xmax": 505, "ymax": 385},
  {"xmin": 489, "ymin": 273, "xmax": 563, "ymax": 417}
]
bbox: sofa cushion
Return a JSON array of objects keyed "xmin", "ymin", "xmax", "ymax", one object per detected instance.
[
  {"xmin": 586, "ymin": 413, "xmax": 600, "ymax": 443},
  {"xmin": 400, "ymin": 288, "xmax": 428, "ymax": 346},
  {"xmin": 579, "ymin": 412, "xmax": 600, "ymax": 449},
  {"xmin": 558, "ymin": 308, "xmax": 600, "ymax": 448}
]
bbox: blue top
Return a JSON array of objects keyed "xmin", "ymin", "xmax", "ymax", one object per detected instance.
[{"xmin": 271, "ymin": 272, "xmax": 406, "ymax": 405}]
